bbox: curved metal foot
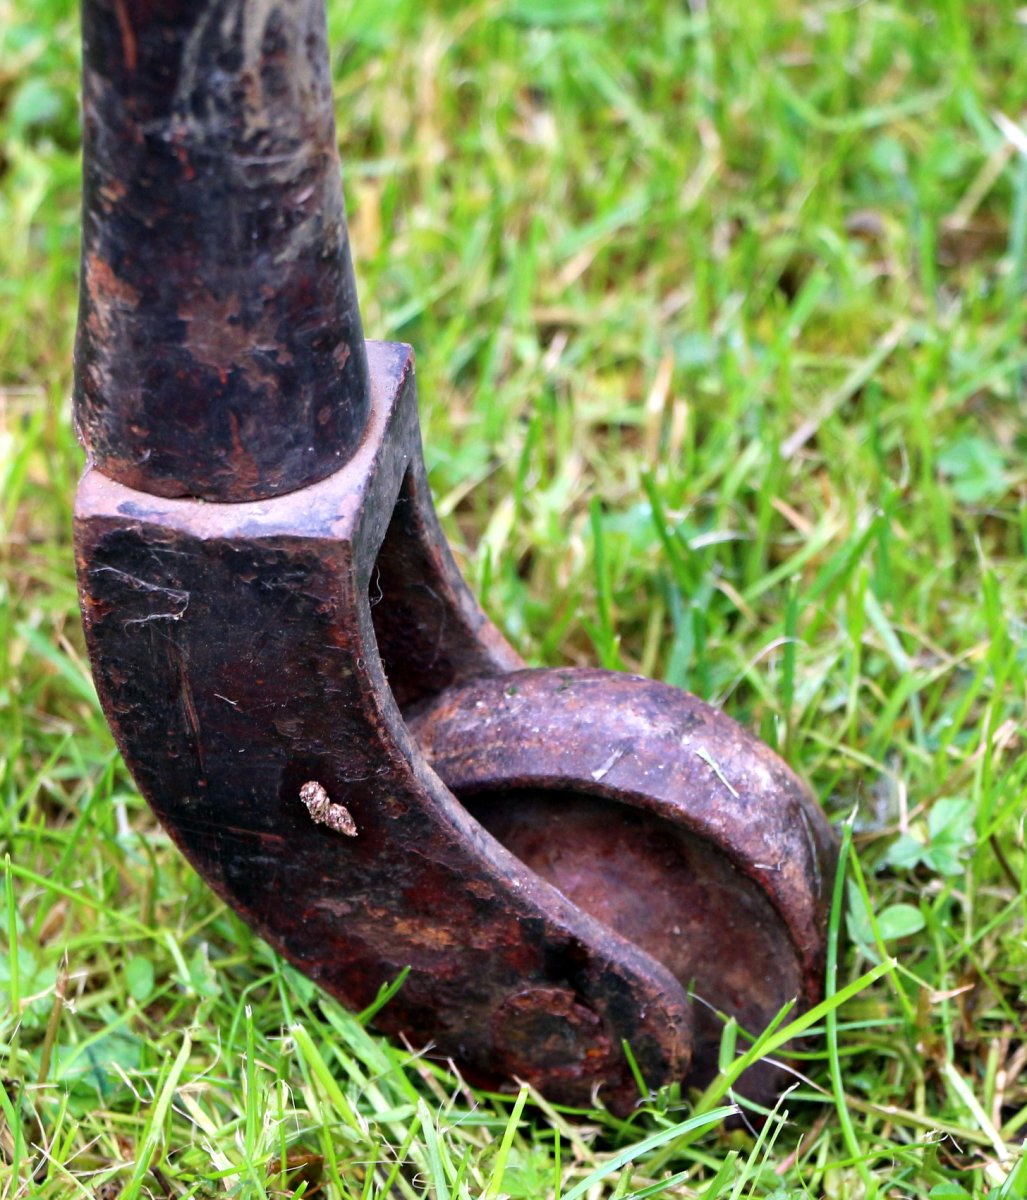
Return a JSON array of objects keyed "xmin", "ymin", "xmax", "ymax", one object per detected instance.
[
  {"xmin": 72, "ymin": 0, "xmax": 839, "ymax": 1115},
  {"xmin": 76, "ymin": 342, "xmax": 697, "ymax": 1112}
]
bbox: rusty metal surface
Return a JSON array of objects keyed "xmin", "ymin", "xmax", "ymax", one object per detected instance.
[
  {"xmin": 75, "ymin": 0, "xmax": 369, "ymax": 501},
  {"xmin": 409, "ymin": 669, "xmax": 839, "ymax": 1101},
  {"xmin": 72, "ymin": 0, "xmax": 840, "ymax": 1117},
  {"xmin": 75, "ymin": 342, "xmax": 694, "ymax": 1113}
]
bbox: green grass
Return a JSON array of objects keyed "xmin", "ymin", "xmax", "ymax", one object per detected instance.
[{"xmin": 3, "ymin": 0, "xmax": 1027, "ymax": 1194}]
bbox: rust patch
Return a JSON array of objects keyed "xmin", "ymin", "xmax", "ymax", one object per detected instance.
[
  {"xmin": 112, "ymin": 0, "xmax": 137, "ymax": 72},
  {"xmin": 84, "ymin": 253, "xmax": 140, "ymax": 344}
]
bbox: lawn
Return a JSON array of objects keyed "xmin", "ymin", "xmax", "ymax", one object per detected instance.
[{"xmin": 2, "ymin": 0, "xmax": 1026, "ymax": 1195}]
